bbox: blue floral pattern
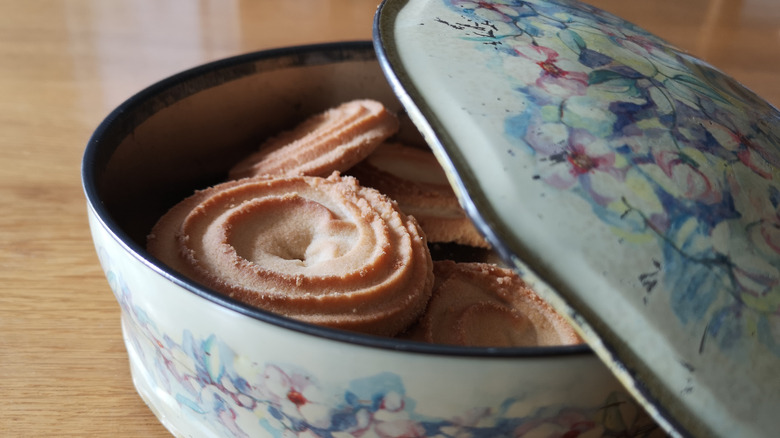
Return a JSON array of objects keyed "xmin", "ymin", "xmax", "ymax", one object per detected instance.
[
  {"xmin": 437, "ymin": 0, "xmax": 780, "ymax": 356},
  {"xmin": 100, "ymin": 246, "xmax": 660, "ymax": 437}
]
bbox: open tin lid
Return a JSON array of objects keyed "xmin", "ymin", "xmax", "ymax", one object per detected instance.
[{"xmin": 373, "ymin": 1, "xmax": 780, "ymax": 437}]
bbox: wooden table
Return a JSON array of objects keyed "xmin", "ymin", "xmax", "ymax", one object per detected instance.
[{"xmin": 1, "ymin": 0, "xmax": 777, "ymax": 436}]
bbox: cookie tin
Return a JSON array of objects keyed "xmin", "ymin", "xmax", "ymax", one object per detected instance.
[{"xmin": 373, "ymin": 1, "xmax": 780, "ymax": 437}]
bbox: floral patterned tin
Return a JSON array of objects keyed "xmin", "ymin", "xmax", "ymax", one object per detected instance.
[
  {"xmin": 83, "ymin": 41, "xmax": 666, "ymax": 438},
  {"xmin": 374, "ymin": 0, "xmax": 780, "ymax": 437}
]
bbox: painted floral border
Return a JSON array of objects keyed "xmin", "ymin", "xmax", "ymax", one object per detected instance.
[{"xmin": 99, "ymin": 245, "xmax": 660, "ymax": 437}]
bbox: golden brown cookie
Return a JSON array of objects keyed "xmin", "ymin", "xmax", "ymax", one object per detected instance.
[
  {"xmin": 228, "ymin": 99, "xmax": 399, "ymax": 180},
  {"xmin": 404, "ymin": 261, "xmax": 582, "ymax": 347},
  {"xmin": 147, "ymin": 173, "xmax": 434, "ymax": 337}
]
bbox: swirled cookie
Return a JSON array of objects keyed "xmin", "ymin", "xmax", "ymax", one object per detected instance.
[
  {"xmin": 228, "ymin": 100, "xmax": 399, "ymax": 180},
  {"xmin": 349, "ymin": 143, "xmax": 489, "ymax": 248},
  {"xmin": 147, "ymin": 173, "xmax": 434, "ymax": 336},
  {"xmin": 404, "ymin": 261, "xmax": 582, "ymax": 347}
]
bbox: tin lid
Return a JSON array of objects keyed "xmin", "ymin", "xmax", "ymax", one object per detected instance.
[{"xmin": 373, "ymin": 1, "xmax": 780, "ymax": 437}]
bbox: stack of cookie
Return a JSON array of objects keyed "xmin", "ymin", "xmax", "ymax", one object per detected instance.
[{"xmin": 147, "ymin": 99, "xmax": 581, "ymax": 348}]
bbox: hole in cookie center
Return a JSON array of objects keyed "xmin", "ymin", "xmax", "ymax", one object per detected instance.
[{"xmin": 227, "ymin": 195, "xmax": 357, "ymax": 267}]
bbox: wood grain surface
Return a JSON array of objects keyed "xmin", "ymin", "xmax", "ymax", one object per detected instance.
[{"xmin": 1, "ymin": 0, "xmax": 777, "ymax": 436}]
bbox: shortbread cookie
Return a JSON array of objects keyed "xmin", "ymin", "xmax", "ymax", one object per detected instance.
[
  {"xmin": 405, "ymin": 261, "xmax": 582, "ymax": 347},
  {"xmin": 228, "ymin": 100, "xmax": 399, "ymax": 180},
  {"xmin": 147, "ymin": 173, "xmax": 434, "ymax": 337}
]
